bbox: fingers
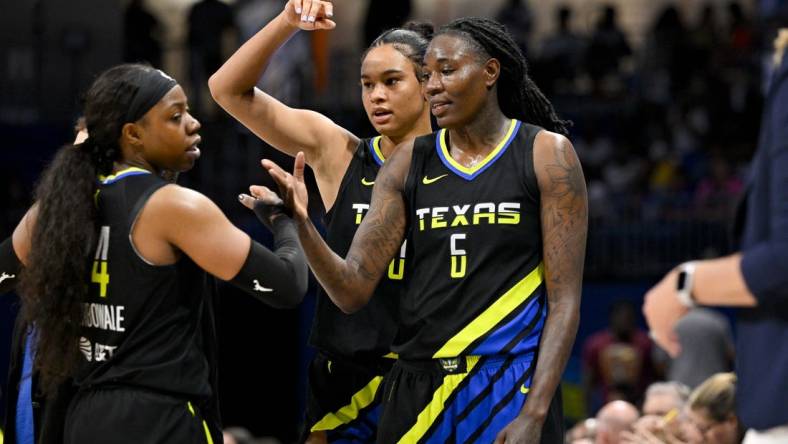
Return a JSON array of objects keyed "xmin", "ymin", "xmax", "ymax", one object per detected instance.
[
  {"xmin": 261, "ymin": 158, "xmax": 288, "ymax": 177},
  {"xmin": 323, "ymin": 1, "xmax": 333, "ymax": 18},
  {"xmin": 249, "ymin": 185, "xmax": 272, "ymax": 198},
  {"xmin": 650, "ymin": 329, "xmax": 681, "ymax": 357},
  {"xmin": 238, "ymin": 193, "xmax": 256, "ymax": 211},
  {"xmin": 293, "ymin": 151, "xmax": 306, "ymax": 183},
  {"xmin": 249, "ymin": 185, "xmax": 284, "ymax": 206},
  {"xmin": 664, "ymin": 334, "xmax": 682, "ymax": 357},
  {"xmin": 299, "ymin": 0, "xmax": 313, "ymax": 22},
  {"xmin": 305, "ymin": 0, "xmax": 320, "ymax": 23},
  {"xmin": 305, "ymin": 0, "xmax": 330, "ymax": 23},
  {"xmin": 267, "ymin": 168, "xmax": 290, "ymax": 195},
  {"xmin": 315, "ymin": 19, "xmax": 337, "ymax": 30},
  {"xmin": 261, "ymin": 159, "xmax": 294, "ymax": 197}
]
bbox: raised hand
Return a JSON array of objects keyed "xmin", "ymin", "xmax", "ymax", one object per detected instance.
[
  {"xmin": 261, "ymin": 152, "xmax": 309, "ymax": 223},
  {"xmin": 283, "ymin": 0, "xmax": 336, "ymax": 31}
]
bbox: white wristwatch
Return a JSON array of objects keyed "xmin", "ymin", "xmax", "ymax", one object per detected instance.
[{"xmin": 676, "ymin": 261, "xmax": 698, "ymax": 308}]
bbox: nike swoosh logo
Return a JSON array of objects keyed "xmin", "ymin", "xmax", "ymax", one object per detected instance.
[
  {"xmin": 253, "ymin": 279, "xmax": 273, "ymax": 293},
  {"xmin": 422, "ymin": 174, "xmax": 448, "ymax": 185},
  {"xmin": 520, "ymin": 385, "xmax": 530, "ymax": 394},
  {"xmin": 361, "ymin": 177, "xmax": 375, "ymax": 186}
]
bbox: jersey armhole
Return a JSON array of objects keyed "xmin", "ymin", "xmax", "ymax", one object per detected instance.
[
  {"xmin": 325, "ymin": 140, "xmax": 367, "ymax": 218},
  {"xmin": 523, "ymin": 125, "xmax": 543, "ymax": 204},
  {"xmin": 403, "ymin": 134, "xmax": 432, "ymax": 201},
  {"xmin": 127, "ymin": 182, "xmax": 175, "ymax": 268}
]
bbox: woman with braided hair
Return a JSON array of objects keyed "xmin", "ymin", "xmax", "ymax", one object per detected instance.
[
  {"xmin": 0, "ymin": 63, "xmax": 309, "ymax": 443},
  {"xmin": 258, "ymin": 17, "xmax": 586, "ymax": 443},
  {"xmin": 210, "ymin": 1, "xmax": 435, "ymax": 441}
]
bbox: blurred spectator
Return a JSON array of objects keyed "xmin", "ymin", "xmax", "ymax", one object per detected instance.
[
  {"xmin": 688, "ymin": 3, "xmax": 720, "ymax": 75},
  {"xmin": 619, "ymin": 381, "xmax": 693, "ymax": 443},
  {"xmin": 595, "ymin": 401, "xmax": 639, "ymax": 444},
  {"xmin": 223, "ymin": 426, "xmax": 254, "ymax": 444},
  {"xmin": 621, "ymin": 407, "xmax": 704, "ymax": 444},
  {"xmin": 641, "ymin": 6, "xmax": 692, "ymax": 98},
  {"xmin": 123, "ymin": 0, "xmax": 162, "ymax": 68},
  {"xmin": 583, "ymin": 301, "xmax": 657, "ymax": 413},
  {"xmin": 642, "ymin": 381, "xmax": 690, "ymax": 417},
  {"xmin": 538, "ymin": 6, "xmax": 585, "ymax": 94},
  {"xmin": 725, "ymin": 1, "xmax": 756, "ymax": 68},
  {"xmin": 362, "ymin": 0, "xmax": 412, "ymax": 47},
  {"xmin": 585, "ymin": 5, "xmax": 631, "ymax": 93},
  {"xmin": 668, "ymin": 308, "xmax": 735, "ymax": 388},
  {"xmin": 222, "ymin": 426, "xmax": 281, "ymax": 444},
  {"xmin": 188, "ymin": 0, "xmax": 236, "ymax": 116},
  {"xmin": 495, "ymin": 0, "xmax": 533, "ymax": 57},
  {"xmin": 567, "ymin": 418, "xmax": 598, "ymax": 444},
  {"xmin": 686, "ymin": 373, "xmax": 742, "ymax": 444}
]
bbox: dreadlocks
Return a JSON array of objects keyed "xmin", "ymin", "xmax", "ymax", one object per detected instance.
[{"xmin": 437, "ymin": 17, "xmax": 571, "ymax": 136}]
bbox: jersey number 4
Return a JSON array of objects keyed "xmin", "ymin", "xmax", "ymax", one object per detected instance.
[{"xmin": 91, "ymin": 226, "xmax": 110, "ymax": 297}]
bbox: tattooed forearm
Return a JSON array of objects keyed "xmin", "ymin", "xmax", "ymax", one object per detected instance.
[
  {"xmin": 296, "ymin": 144, "xmax": 412, "ymax": 313},
  {"xmin": 521, "ymin": 133, "xmax": 587, "ymax": 419}
]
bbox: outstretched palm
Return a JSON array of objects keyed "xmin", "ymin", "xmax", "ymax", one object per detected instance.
[{"xmin": 260, "ymin": 152, "xmax": 309, "ymax": 222}]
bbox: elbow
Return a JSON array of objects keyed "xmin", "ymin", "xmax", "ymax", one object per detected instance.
[
  {"xmin": 207, "ymin": 72, "xmax": 239, "ymax": 107},
  {"xmin": 337, "ymin": 301, "xmax": 362, "ymax": 315},
  {"xmin": 288, "ymin": 277, "xmax": 309, "ymax": 308},
  {"xmin": 341, "ymin": 290, "xmax": 374, "ymax": 314},
  {"xmin": 331, "ymin": 290, "xmax": 368, "ymax": 314},
  {"xmin": 207, "ymin": 73, "xmax": 225, "ymax": 104},
  {"xmin": 278, "ymin": 271, "xmax": 309, "ymax": 309}
]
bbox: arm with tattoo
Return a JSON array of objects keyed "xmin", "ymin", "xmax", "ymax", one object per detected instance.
[
  {"xmin": 509, "ymin": 132, "xmax": 587, "ymax": 437},
  {"xmin": 261, "ymin": 145, "xmax": 412, "ymax": 313}
]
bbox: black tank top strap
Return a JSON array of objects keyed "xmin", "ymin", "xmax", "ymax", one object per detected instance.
[
  {"xmin": 126, "ymin": 178, "xmax": 169, "ymax": 230},
  {"xmin": 521, "ymin": 123, "xmax": 544, "ymax": 204},
  {"xmin": 325, "ymin": 139, "xmax": 369, "ymax": 223}
]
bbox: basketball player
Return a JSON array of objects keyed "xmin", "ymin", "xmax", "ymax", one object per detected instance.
[
  {"xmin": 260, "ymin": 18, "xmax": 587, "ymax": 443},
  {"xmin": 209, "ymin": 1, "xmax": 433, "ymax": 441},
  {"xmin": 0, "ymin": 64, "xmax": 308, "ymax": 444}
]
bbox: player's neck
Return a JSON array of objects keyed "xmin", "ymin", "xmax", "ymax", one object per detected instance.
[{"xmin": 449, "ymin": 108, "xmax": 510, "ymax": 156}]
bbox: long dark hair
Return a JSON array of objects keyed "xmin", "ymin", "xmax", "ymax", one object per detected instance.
[
  {"xmin": 363, "ymin": 21, "xmax": 435, "ymax": 78},
  {"xmin": 18, "ymin": 63, "xmax": 157, "ymax": 392},
  {"xmin": 437, "ymin": 18, "xmax": 571, "ymax": 136}
]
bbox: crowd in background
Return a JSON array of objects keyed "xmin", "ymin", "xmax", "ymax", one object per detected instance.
[
  {"xmin": 2, "ymin": 0, "xmax": 776, "ymax": 275},
  {"xmin": 575, "ymin": 299, "xmax": 738, "ymax": 443},
  {"xmin": 568, "ymin": 373, "xmax": 740, "ymax": 444}
]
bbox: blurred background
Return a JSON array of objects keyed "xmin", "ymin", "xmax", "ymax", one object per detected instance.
[{"xmin": 0, "ymin": 0, "xmax": 786, "ymax": 442}]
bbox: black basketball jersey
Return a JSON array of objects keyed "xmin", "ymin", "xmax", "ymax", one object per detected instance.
[
  {"xmin": 309, "ymin": 137, "xmax": 404, "ymax": 360},
  {"xmin": 397, "ymin": 120, "xmax": 547, "ymax": 360},
  {"xmin": 75, "ymin": 167, "xmax": 212, "ymax": 399}
]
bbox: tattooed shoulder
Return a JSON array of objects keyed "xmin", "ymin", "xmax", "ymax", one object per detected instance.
[{"xmin": 534, "ymin": 132, "xmax": 587, "ymax": 219}]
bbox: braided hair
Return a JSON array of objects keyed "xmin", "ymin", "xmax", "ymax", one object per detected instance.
[
  {"xmin": 437, "ymin": 17, "xmax": 571, "ymax": 136},
  {"xmin": 363, "ymin": 21, "xmax": 434, "ymax": 79},
  {"xmin": 19, "ymin": 64, "xmax": 156, "ymax": 392}
]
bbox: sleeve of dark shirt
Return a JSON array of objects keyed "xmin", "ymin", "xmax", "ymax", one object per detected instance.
[{"xmin": 740, "ymin": 67, "xmax": 788, "ymax": 306}]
